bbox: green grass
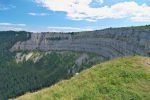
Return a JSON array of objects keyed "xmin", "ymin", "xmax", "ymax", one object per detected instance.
[
  {"xmin": 14, "ymin": 56, "xmax": 150, "ymax": 100},
  {"xmin": 132, "ymin": 25, "xmax": 150, "ymax": 30}
]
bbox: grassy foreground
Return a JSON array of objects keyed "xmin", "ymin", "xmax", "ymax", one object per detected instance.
[{"xmin": 13, "ymin": 56, "xmax": 150, "ymax": 100}]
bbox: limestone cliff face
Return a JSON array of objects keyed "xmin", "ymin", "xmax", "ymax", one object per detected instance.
[{"xmin": 10, "ymin": 28, "xmax": 150, "ymax": 59}]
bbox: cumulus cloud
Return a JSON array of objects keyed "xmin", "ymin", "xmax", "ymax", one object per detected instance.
[
  {"xmin": 34, "ymin": 0, "xmax": 150, "ymax": 22},
  {"xmin": 28, "ymin": 12, "xmax": 50, "ymax": 16},
  {"xmin": 47, "ymin": 26, "xmax": 93, "ymax": 32}
]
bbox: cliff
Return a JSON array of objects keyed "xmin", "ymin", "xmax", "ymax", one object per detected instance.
[{"xmin": 10, "ymin": 27, "xmax": 150, "ymax": 59}]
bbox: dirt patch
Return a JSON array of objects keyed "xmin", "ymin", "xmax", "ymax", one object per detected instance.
[{"xmin": 142, "ymin": 57, "xmax": 150, "ymax": 73}]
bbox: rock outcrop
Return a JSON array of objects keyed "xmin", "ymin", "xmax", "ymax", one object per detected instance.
[{"xmin": 10, "ymin": 28, "xmax": 150, "ymax": 59}]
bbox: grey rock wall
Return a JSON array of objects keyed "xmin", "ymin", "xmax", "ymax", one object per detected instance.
[{"xmin": 10, "ymin": 28, "xmax": 150, "ymax": 59}]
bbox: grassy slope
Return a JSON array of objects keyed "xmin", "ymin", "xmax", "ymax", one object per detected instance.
[{"xmin": 14, "ymin": 56, "xmax": 150, "ymax": 100}]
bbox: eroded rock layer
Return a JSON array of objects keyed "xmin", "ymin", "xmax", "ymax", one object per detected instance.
[{"xmin": 11, "ymin": 28, "xmax": 150, "ymax": 59}]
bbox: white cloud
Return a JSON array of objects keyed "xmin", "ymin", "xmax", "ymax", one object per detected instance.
[
  {"xmin": 95, "ymin": 0, "xmax": 104, "ymax": 4},
  {"xmin": 0, "ymin": 23, "xmax": 26, "ymax": 26},
  {"xmin": 0, "ymin": 27, "xmax": 24, "ymax": 31},
  {"xmin": 34, "ymin": 0, "xmax": 150, "ymax": 22},
  {"xmin": 0, "ymin": 22, "xmax": 26, "ymax": 31},
  {"xmin": 0, "ymin": 4, "xmax": 16, "ymax": 11},
  {"xmin": 47, "ymin": 26, "xmax": 93, "ymax": 32},
  {"xmin": 9, "ymin": 27, "xmax": 24, "ymax": 31},
  {"xmin": 28, "ymin": 12, "xmax": 50, "ymax": 16}
]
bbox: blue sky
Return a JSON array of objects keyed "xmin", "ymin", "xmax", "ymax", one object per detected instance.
[{"xmin": 0, "ymin": 0, "xmax": 150, "ymax": 32}]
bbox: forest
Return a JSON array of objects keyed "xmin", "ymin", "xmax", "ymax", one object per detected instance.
[{"xmin": 0, "ymin": 31, "xmax": 103, "ymax": 100}]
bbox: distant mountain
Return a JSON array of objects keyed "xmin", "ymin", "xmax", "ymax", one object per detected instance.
[{"xmin": 13, "ymin": 56, "xmax": 150, "ymax": 100}]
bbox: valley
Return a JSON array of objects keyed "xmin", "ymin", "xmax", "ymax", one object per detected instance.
[{"xmin": 0, "ymin": 25, "xmax": 150, "ymax": 100}]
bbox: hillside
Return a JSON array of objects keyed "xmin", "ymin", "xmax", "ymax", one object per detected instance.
[
  {"xmin": 0, "ymin": 31, "xmax": 105, "ymax": 100},
  {"xmin": 14, "ymin": 56, "xmax": 150, "ymax": 100}
]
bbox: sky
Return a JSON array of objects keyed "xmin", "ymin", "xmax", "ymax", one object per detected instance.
[{"xmin": 0, "ymin": 0, "xmax": 150, "ymax": 32}]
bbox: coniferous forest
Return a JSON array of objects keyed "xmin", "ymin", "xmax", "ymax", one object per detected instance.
[{"xmin": 0, "ymin": 31, "xmax": 103, "ymax": 100}]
